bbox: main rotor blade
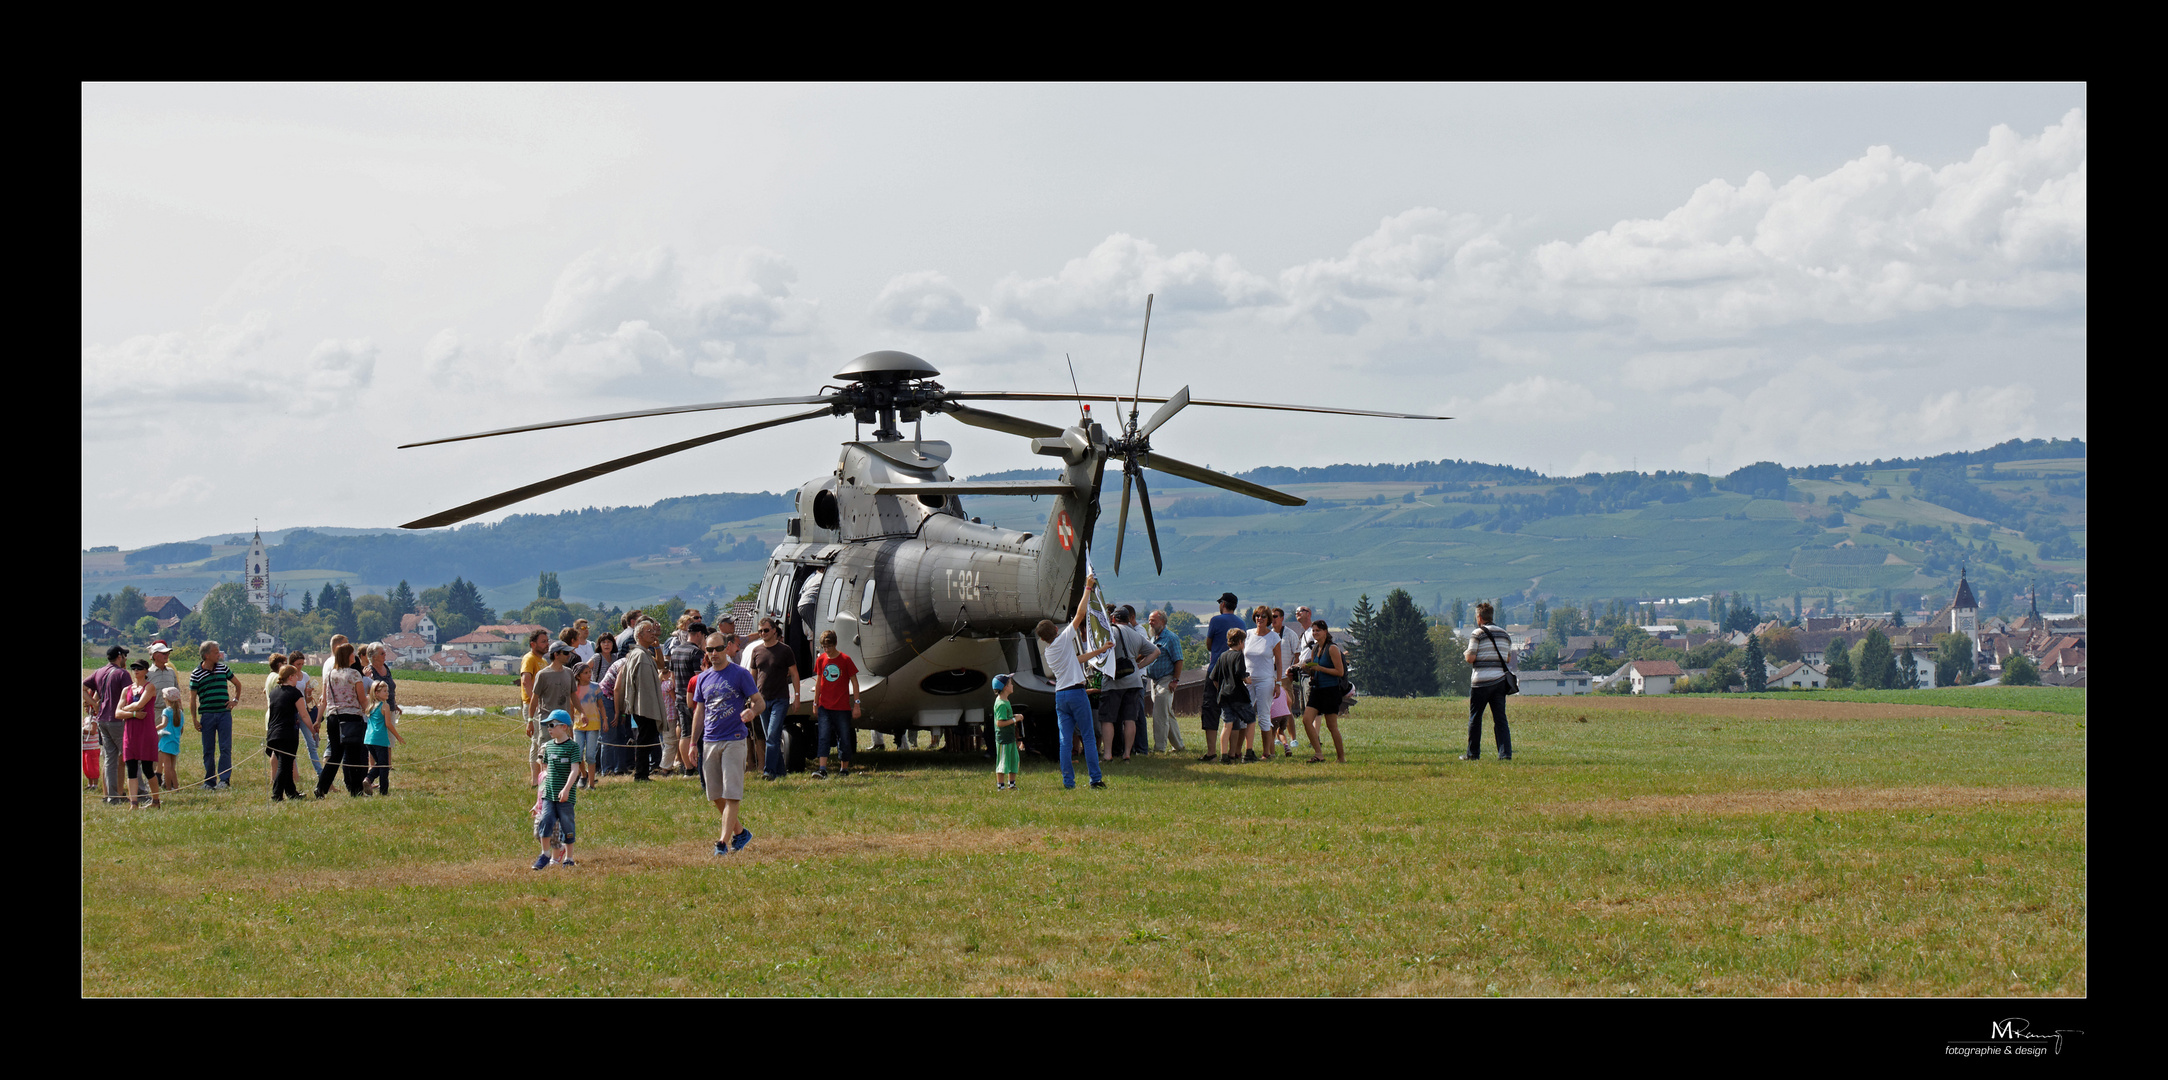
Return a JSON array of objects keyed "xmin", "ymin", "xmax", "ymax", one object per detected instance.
[
  {"xmin": 938, "ymin": 403, "xmax": 1065, "ymax": 440},
  {"xmin": 1113, "ymin": 468, "xmax": 1133, "ymax": 575},
  {"xmin": 1140, "ymin": 451, "xmax": 1307, "ymax": 507},
  {"xmin": 1137, "ymin": 385, "xmax": 1190, "ymax": 439},
  {"xmin": 1134, "ymin": 465, "xmax": 1163, "ymax": 574},
  {"xmin": 945, "ymin": 390, "xmax": 1448, "ymax": 421},
  {"xmin": 1130, "ymin": 293, "xmax": 1154, "ymax": 425},
  {"xmin": 398, "ymin": 394, "xmax": 835, "ymax": 449},
  {"xmin": 400, "ymin": 405, "xmax": 833, "ymax": 529}
]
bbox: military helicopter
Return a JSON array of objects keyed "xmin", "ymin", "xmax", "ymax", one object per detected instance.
[{"xmin": 399, "ymin": 297, "xmax": 1447, "ymax": 766}]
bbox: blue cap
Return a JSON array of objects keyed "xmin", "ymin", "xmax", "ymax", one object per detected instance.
[
  {"xmin": 547, "ymin": 709, "xmax": 573, "ymax": 726},
  {"xmin": 991, "ymin": 673, "xmax": 1012, "ymax": 691}
]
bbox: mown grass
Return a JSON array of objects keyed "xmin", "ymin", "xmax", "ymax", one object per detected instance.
[
  {"xmin": 1729, "ymin": 687, "xmax": 2086, "ymax": 717},
  {"xmin": 82, "ymin": 695, "xmax": 2083, "ymax": 997}
]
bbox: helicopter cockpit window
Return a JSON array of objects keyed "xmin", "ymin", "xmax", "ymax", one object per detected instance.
[
  {"xmin": 860, "ymin": 578, "xmax": 877, "ymax": 622},
  {"xmin": 917, "ymin": 492, "xmax": 946, "ymax": 510},
  {"xmin": 813, "ymin": 489, "xmax": 840, "ymax": 531}
]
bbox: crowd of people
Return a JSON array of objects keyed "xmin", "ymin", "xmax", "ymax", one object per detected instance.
[{"xmin": 84, "ymin": 595, "xmax": 1519, "ymax": 863}]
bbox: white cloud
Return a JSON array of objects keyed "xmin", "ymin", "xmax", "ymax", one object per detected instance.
[
  {"xmin": 1622, "ymin": 347, "xmax": 1772, "ymax": 390},
  {"xmin": 501, "ymin": 246, "xmax": 819, "ymax": 386},
  {"xmin": 81, "ymin": 312, "xmax": 378, "ymax": 421},
  {"xmin": 871, "ymin": 271, "xmax": 982, "ymax": 331},
  {"xmin": 991, "ymin": 234, "xmax": 1279, "ymax": 331}
]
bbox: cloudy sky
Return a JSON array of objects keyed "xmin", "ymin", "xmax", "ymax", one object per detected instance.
[{"xmin": 82, "ymin": 84, "xmax": 2086, "ymax": 549}]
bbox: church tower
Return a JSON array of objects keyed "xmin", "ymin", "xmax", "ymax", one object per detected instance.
[
  {"xmin": 246, "ymin": 528, "xmax": 270, "ymax": 613},
  {"xmin": 1950, "ymin": 567, "xmax": 1979, "ymax": 655}
]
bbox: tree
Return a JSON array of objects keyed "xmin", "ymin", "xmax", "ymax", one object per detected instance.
[
  {"xmin": 318, "ymin": 582, "xmax": 338, "ymax": 614},
  {"xmin": 390, "ymin": 580, "xmax": 417, "ymax": 616},
  {"xmin": 537, "ymin": 571, "xmax": 561, "ymax": 600},
  {"xmin": 1705, "ymin": 653, "xmax": 1742, "ymax": 692},
  {"xmin": 1364, "ymin": 590, "xmax": 1438, "ymax": 697},
  {"xmin": 1346, "ymin": 594, "xmax": 1378, "ymax": 688},
  {"xmin": 1897, "ymin": 645, "xmax": 1920, "ymax": 689},
  {"xmin": 1854, "ymin": 627, "xmax": 1895, "ymax": 690},
  {"xmin": 196, "ymin": 582, "xmax": 261, "ymax": 650},
  {"xmin": 353, "ymin": 593, "xmax": 394, "ymax": 643},
  {"xmin": 1547, "ymin": 605, "xmax": 1586, "ymax": 645},
  {"xmin": 1530, "ymin": 600, "xmax": 1549, "ymax": 633},
  {"xmin": 1824, "ymin": 640, "xmax": 1853, "ymax": 688},
  {"xmin": 1762, "ymin": 624, "xmax": 1802, "ymax": 663},
  {"xmin": 1450, "ymin": 598, "xmax": 1466, "ymax": 627},
  {"xmin": 1743, "ymin": 634, "xmax": 1766, "ymax": 693},
  {"xmin": 299, "ymin": 588, "xmax": 313, "ymax": 614},
  {"xmin": 1432, "ymin": 624, "xmax": 1471, "ymax": 696},
  {"xmin": 132, "ymin": 615, "xmax": 161, "ymax": 641},
  {"xmin": 1934, "ymin": 633, "xmax": 1975, "ymax": 688},
  {"xmin": 112, "ymin": 586, "xmax": 149, "ymax": 628},
  {"xmin": 2002, "ymin": 653, "xmax": 2041, "ymax": 686}
]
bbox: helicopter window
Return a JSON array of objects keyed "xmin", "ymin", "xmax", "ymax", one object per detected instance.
[
  {"xmin": 860, "ymin": 578, "xmax": 877, "ymax": 622},
  {"xmin": 917, "ymin": 492, "xmax": 946, "ymax": 510},
  {"xmin": 813, "ymin": 490, "xmax": 839, "ymax": 531},
  {"xmin": 828, "ymin": 574, "xmax": 848, "ymax": 623}
]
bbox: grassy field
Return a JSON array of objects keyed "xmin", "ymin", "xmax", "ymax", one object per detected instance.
[{"xmin": 82, "ymin": 685, "xmax": 2084, "ymax": 997}]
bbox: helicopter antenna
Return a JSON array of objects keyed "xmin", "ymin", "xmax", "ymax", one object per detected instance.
[
  {"xmin": 1065, "ymin": 354, "xmax": 1087, "ymax": 424},
  {"xmin": 1130, "ymin": 293, "xmax": 1153, "ymax": 432}
]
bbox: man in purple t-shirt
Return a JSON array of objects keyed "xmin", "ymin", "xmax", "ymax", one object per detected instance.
[
  {"xmin": 82, "ymin": 645, "xmax": 134, "ymax": 804},
  {"xmin": 692, "ymin": 641, "xmax": 763, "ymax": 857}
]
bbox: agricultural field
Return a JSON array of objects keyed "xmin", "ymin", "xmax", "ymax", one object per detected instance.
[{"xmin": 83, "ymin": 689, "xmax": 2083, "ymax": 996}]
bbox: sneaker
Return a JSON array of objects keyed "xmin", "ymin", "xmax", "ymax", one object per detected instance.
[
  {"xmin": 218, "ymin": 781, "xmax": 231, "ymax": 789},
  {"xmin": 838, "ymin": 768, "xmax": 851, "ymax": 778},
  {"xmin": 557, "ymin": 858, "xmax": 577, "ymax": 868},
  {"xmin": 1089, "ymin": 780, "xmax": 1107, "ymax": 789},
  {"xmin": 1499, "ymin": 754, "xmax": 1514, "ymax": 761},
  {"xmin": 1244, "ymin": 749, "xmax": 1258, "ymax": 763},
  {"xmin": 713, "ymin": 840, "xmax": 730, "ymax": 857},
  {"xmin": 1459, "ymin": 754, "xmax": 1479, "ymax": 761},
  {"xmin": 1220, "ymin": 754, "xmax": 1234, "ymax": 764},
  {"xmin": 812, "ymin": 768, "xmax": 828, "ymax": 780},
  {"xmin": 531, "ymin": 854, "xmax": 552, "ymax": 871},
  {"xmin": 731, "ymin": 828, "xmax": 753, "ymax": 853},
  {"xmin": 1199, "ymin": 753, "xmax": 1218, "ymax": 762}
]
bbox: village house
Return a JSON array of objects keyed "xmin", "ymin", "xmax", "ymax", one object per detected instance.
[
  {"xmin": 1517, "ymin": 669, "xmax": 1593, "ymax": 696},
  {"xmin": 382, "ymin": 632, "xmax": 434, "ymax": 665},
  {"xmin": 1621, "ymin": 659, "xmax": 1682, "ymax": 695},
  {"xmin": 399, "ymin": 612, "xmax": 438, "ymax": 645},
  {"xmin": 429, "ymin": 649, "xmax": 483, "ymax": 674},
  {"xmin": 1769, "ymin": 660, "xmax": 1828, "ymax": 690}
]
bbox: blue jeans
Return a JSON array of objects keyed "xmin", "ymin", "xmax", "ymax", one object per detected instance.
[
  {"xmin": 816, "ymin": 707, "xmax": 854, "ymax": 764},
  {"xmin": 536, "ymin": 799, "xmax": 577, "ymax": 844},
  {"xmin": 1054, "ymin": 688, "xmax": 1103, "ymax": 788},
  {"xmin": 298, "ymin": 720, "xmax": 322, "ymax": 773},
  {"xmin": 199, "ymin": 710, "xmax": 233, "ymax": 787},
  {"xmin": 759, "ymin": 698, "xmax": 793, "ymax": 778}
]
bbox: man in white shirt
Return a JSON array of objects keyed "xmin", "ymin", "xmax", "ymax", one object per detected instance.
[{"xmin": 1034, "ymin": 575, "xmax": 1115, "ymax": 790}]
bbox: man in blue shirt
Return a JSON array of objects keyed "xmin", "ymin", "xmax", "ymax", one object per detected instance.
[
  {"xmin": 1202, "ymin": 593, "xmax": 1246, "ymax": 761},
  {"xmin": 692, "ymin": 630, "xmax": 763, "ymax": 856},
  {"xmin": 1145, "ymin": 609, "xmax": 1185, "ymax": 753}
]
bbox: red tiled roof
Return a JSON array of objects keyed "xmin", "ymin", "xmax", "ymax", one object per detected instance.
[{"xmin": 1628, "ymin": 660, "xmax": 1684, "ymax": 677}]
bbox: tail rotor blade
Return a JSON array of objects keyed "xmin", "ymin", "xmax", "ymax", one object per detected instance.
[
  {"xmin": 1113, "ymin": 467, "xmax": 1133, "ymax": 575},
  {"xmin": 1134, "ymin": 466, "xmax": 1163, "ymax": 574},
  {"xmin": 1137, "ymin": 385, "xmax": 1190, "ymax": 439}
]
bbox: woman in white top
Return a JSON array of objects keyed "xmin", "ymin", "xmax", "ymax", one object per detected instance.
[{"xmin": 1241, "ymin": 605, "xmax": 1282, "ymax": 761}]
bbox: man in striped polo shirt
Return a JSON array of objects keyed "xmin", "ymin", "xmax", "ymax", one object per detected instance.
[{"xmin": 189, "ymin": 640, "xmax": 245, "ymax": 789}]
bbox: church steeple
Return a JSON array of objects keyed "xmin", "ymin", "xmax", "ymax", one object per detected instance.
[{"xmin": 246, "ymin": 523, "xmax": 270, "ymax": 613}]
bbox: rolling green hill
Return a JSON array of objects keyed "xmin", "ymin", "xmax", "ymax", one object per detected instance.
[{"xmin": 85, "ymin": 440, "xmax": 2084, "ymax": 622}]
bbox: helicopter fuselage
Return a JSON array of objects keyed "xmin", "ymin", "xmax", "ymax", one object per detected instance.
[{"xmin": 753, "ymin": 433, "xmax": 1102, "ymax": 736}]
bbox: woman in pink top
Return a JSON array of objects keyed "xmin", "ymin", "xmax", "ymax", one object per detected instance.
[{"xmin": 115, "ymin": 661, "xmax": 164, "ymax": 808}]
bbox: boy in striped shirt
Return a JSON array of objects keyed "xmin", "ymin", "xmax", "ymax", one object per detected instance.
[{"xmin": 533, "ymin": 712, "xmax": 583, "ymax": 870}]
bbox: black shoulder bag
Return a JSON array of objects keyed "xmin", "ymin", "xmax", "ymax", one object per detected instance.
[{"xmin": 1112, "ymin": 625, "xmax": 1136, "ymax": 680}]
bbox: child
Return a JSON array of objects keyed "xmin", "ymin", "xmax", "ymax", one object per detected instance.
[
  {"xmin": 1271, "ymin": 684, "xmax": 1296, "ymax": 758},
  {"xmin": 533, "ymin": 712, "xmax": 582, "ymax": 870},
  {"xmin": 991, "ymin": 674, "xmax": 1021, "ymax": 791},
  {"xmin": 156, "ymin": 687, "xmax": 184, "ymax": 793},
  {"xmin": 361, "ymin": 681, "xmax": 405, "ymax": 796},
  {"xmin": 82, "ymin": 717, "xmax": 102, "ymax": 792},
  {"xmin": 572, "ymin": 660, "xmax": 603, "ymax": 790}
]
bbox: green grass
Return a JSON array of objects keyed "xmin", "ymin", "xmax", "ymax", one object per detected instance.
[
  {"xmin": 215, "ymin": 662, "xmax": 514, "ymax": 686},
  {"xmin": 1731, "ymin": 687, "xmax": 2086, "ymax": 716},
  {"xmin": 83, "ymin": 695, "xmax": 2084, "ymax": 996}
]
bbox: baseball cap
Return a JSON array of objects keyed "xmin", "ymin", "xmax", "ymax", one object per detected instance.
[
  {"xmin": 149, "ymin": 642, "xmax": 173, "ymax": 655},
  {"xmin": 991, "ymin": 673, "xmax": 1012, "ymax": 691},
  {"xmin": 547, "ymin": 709, "xmax": 573, "ymax": 727}
]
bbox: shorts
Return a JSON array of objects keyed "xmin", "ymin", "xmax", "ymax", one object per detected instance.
[
  {"xmin": 1220, "ymin": 697, "xmax": 1256, "ymax": 729},
  {"xmin": 535, "ymin": 799, "xmax": 577, "ymax": 844},
  {"xmin": 701, "ymin": 739, "xmax": 747, "ymax": 802},
  {"xmin": 994, "ymin": 740, "xmax": 1020, "ymax": 775},
  {"xmin": 1310, "ymin": 684, "xmax": 1348, "ymax": 714}
]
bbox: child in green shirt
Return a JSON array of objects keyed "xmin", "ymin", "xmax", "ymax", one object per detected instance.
[{"xmin": 992, "ymin": 674, "xmax": 1021, "ymax": 790}]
